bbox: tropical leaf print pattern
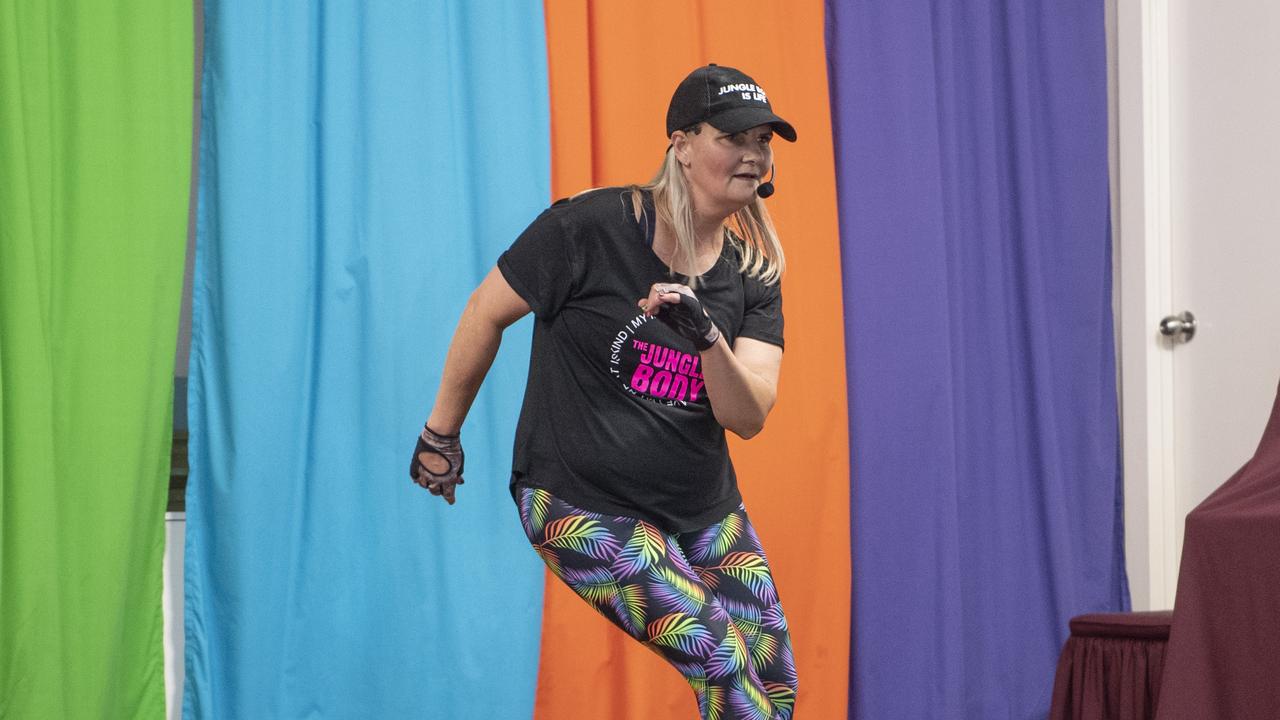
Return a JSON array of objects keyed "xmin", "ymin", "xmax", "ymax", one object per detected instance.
[
  {"xmin": 764, "ymin": 681, "xmax": 796, "ymax": 718},
  {"xmin": 515, "ymin": 488, "xmax": 796, "ymax": 720},
  {"xmin": 730, "ymin": 679, "xmax": 775, "ymax": 720},
  {"xmin": 562, "ymin": 567, "xmax": 619, "ymax": 605},
  {"xmin": 665, "ymin": 535, "xmax": 701, "ymax": 577},
  {"xmin": 533, "ymin": 545, "xmax": 563, "ymax": 579},
  {"xmin": 519, "ymin": 487, "xmax": 551, "ymax": 537},
  {"xmin": 703, "ymin": 685, "xmax": 726, "ymax": 720},
  {"xmin": 720, "ymin": 597, "xmax": 764, "ymax": 647},
  {"xmin": 762, "ymin": 602, "xmax": 788, "ymax": 632},
  {"xmin": 707, "ymin": 552, "xmax": 778, "ymax": 604},
  {"xmin": 690, "ymin": 512, "xmax": 743, "ymax": 562},
  {"xmin": 611, "ymin": 582, "xmax": 647, "ymax": 636},
  {"xmin": 672, "ymin": 660, "xmax": 705, "ymax": 680},
  {"xmin": 707, "ymin": 623, "xmax": 749, "ymax": 677},
  {"xmin": 612, "ymin": 521, "xmax": 667, "ymax": 576},
  {"xmin": 695, "ymin": 565, "xmax": 722, "ymax": 591},
  {"xmin": 777, "ymin": 637, "xmax": 799, "ymax": 689},
  {"xmin": 742, "ymin": 518, "xmax": 765, "ymax": 554},
  {"xmin": 648, "ymin": 612, "xmax": 719, "ymax": 656},
  {"xmin": 539, "ymin": 515, "xmax": 620, "ymax": 560},
  {"xmin": 649, "ymin": 565, "xmax": 710, "ymax": 615},
  {"xmin": 751, "ymin": 631, "xmax": 781, "ymax": 669}
]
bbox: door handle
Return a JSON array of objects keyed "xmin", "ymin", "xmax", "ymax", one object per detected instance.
[{"xmin": 1159, "ymin": 311, "xmax": 1197, "ymax": 342}]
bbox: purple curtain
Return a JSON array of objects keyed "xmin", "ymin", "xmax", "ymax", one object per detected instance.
[{"xmin": 826, "ymin": 1, "xmax": 1127, "ymax": 717}]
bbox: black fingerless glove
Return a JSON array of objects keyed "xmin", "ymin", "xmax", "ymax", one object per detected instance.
[
  {"xmin": 657, "ymin": 288, "xmax": 721, "ymax": 351},
  {"xmin": 409, "ymin": 424, "xmax": 465, "ymax": 503}
]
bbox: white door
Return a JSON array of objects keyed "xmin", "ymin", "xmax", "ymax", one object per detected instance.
[{"xmin": 1117, "ymin": 0, "xmax": 1280, "ymax": 610}]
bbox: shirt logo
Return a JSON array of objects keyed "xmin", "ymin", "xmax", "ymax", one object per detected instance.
[{"xmin": 608, "ymin": 314, "xmax": 708, "ymax": 407}]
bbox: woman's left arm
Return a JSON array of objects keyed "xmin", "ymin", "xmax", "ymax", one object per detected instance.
[
  {"xmin": 698, "ymin": 336, "xmax": 782, "ymax": 439},
  {"xmin": 641, "ymin": 282, "xmax": 783, "ymax": 439}
]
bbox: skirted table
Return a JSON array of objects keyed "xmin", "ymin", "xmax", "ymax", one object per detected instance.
[{"xmin": 1049, "ymin": 611, "xmax": 1173, "ymax": 720}]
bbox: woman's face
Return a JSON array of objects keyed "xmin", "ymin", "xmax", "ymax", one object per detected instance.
[{"xmin": 674, "ymin": 123, "xmax": 775, "ymax": 219}]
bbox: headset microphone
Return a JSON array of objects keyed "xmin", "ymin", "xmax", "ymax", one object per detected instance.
[{"xmin": 756, "ymin": 164, "xmax": 777, "ymax": 199}]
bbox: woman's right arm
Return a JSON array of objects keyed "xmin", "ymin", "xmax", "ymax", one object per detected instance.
[{"xmin": 425, "ymin": 266, "xmax": 532, "ymax": 434}]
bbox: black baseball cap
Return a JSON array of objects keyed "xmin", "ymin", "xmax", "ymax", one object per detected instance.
[{"xmin": 665, "ymin": 64, "xmax": 797, "ymax": 142}]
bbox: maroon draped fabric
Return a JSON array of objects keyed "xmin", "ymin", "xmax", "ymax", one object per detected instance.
[
  {"xmin": 1050, "ymin": 611, "xmax": 1173, "ymax": 720},
  {"xmin": 1156, "ymin": 379, "xmax": 1280, "ymax": 719}
]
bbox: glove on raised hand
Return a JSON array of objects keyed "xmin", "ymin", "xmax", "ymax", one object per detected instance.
[
  {"xmin": 651, "ymin": 284, "xmax": 721, "ymax": 351},
  {"xmin": 409, "ymin": 424, "xmax": 464, "ymax": 504}
]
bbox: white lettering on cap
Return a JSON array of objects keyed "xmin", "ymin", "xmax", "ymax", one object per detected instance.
[{"xmin": 717, "ymin": 83, "xmax": 768, "ymax": 102}]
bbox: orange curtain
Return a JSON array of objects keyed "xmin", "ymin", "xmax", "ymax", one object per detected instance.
[{"xmin": 538, "ymin": 2, "xmax": 851, "ymax": 718}]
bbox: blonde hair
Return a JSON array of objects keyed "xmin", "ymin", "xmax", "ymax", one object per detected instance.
[{"xmin": 628, "ymin": 141, "xmax": 785, "ymax": 287}]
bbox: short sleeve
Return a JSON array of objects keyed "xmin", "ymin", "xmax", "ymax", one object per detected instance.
[
  {"xmin": 738, "ymin": 277, "xmax": 784, "ymax": 349},
  {"xmin": 497, "ymin": 204, "xmax": 579, "ymax": 320}
]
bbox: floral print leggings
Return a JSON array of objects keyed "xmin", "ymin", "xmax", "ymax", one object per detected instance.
[{"xmin": 516, "ymin": 486, "xmax": 798, "ymax": 720}]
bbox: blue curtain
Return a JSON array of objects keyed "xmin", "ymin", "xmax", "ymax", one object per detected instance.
[
  {"xmin": 826, "ymin": 1, "xmax": 1127, "ymax": 717},
  {"xmin": 183, "ymin": 2, "xmax": 549, "ymax": 718}
]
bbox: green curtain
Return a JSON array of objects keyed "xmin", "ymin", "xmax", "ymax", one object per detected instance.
[{"xmin": 0, "ymin": 1, "xmax": 191, "ymax": 717}]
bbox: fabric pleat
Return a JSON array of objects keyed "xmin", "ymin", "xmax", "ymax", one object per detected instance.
[
  {"xmin": 1054, "ymin": 636, "xmax": 1167, "ymax": 719},
  {"xmin": 536, "ymin": 2, "xmax": 851, "ymax": 718},
  {"xmin": 183, "ymin": 1, "xmax": 550, "ymax": 717},
  {"xmin": 0, "ymin": 1, "xmax": 192, "ymax": 717},
  {"xmin": 827, "ymin": 0, "xmax": 1126, "ymax": 717}
]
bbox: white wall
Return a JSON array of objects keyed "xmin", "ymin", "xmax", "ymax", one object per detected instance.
[{"xmin": 163, "ymin": 515, "xmax": 185, "ymax": 720}]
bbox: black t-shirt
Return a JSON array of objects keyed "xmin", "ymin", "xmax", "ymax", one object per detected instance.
[{"xmin": 497, "ymin": 187, "xmax": 784, "ymax": 532}]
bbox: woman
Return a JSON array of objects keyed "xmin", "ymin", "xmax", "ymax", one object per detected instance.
[{"xmin": 411, "ymin": 64, "xmax": 799, "ymax": 720}]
